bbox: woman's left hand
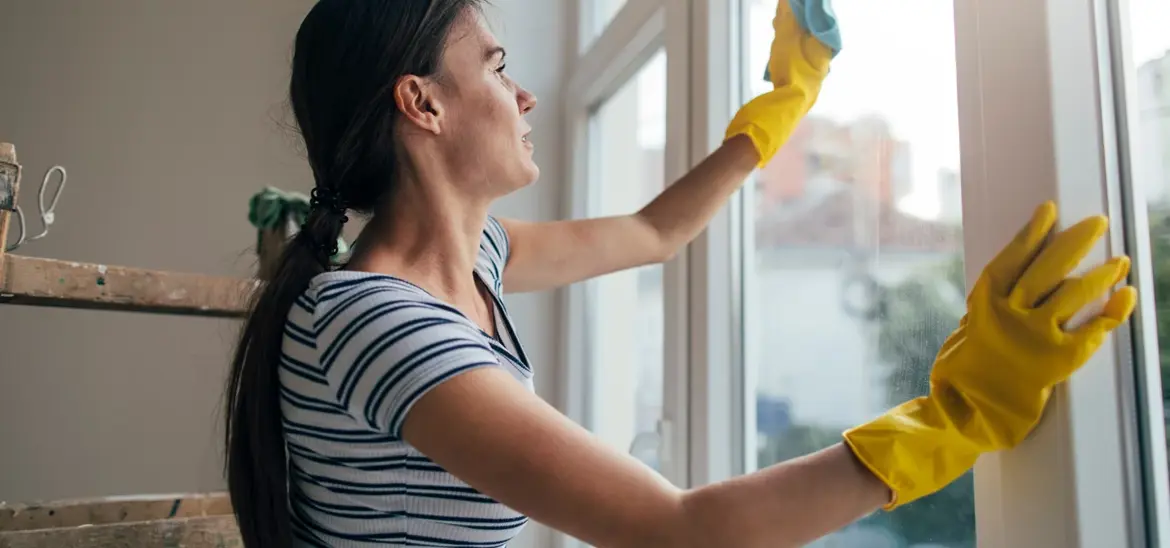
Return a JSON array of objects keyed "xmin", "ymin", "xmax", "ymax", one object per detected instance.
[{"xmin": 724, "ymin": 0, "xmax": 837, "ymax": 167}]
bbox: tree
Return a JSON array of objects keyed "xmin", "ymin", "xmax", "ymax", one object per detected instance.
[
  {"xmin": 757, "ymin": 209, "xmax": 1170, "ymax": 547},
  {"xmin": 1144, "ymin": 206, "xmax": 1170, "ymax": 459},
  {"xmin": 756, "ymin": 254, "xmax": 975, "ymax": 546},
  {"xmin": 859, "ymin": 254, "xmax": 975, "ymax": 547}
]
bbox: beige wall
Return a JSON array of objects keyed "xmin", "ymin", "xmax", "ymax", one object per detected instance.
[{"xmin": 0, "ymin": 1, "xmax": 565, "ymax": 544}]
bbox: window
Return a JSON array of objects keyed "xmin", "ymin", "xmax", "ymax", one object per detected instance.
[
  {"xmin": 740, "ymin": 1, "xmax": 971, "ymax": 545},
  {"xmin": 1126, "ymin": 0, "xmax": 1170, "ymax": 511},
  {"xmin": 583, "ymin": 0, "xmax": 630, "ymax": 51},
  {"xmin": 583, "ymin": 49, "xmax": 668, "ymax": 469},
  {"xmin": 564, "ymin": 0, "xmax": 1170, "ymax": 545}
]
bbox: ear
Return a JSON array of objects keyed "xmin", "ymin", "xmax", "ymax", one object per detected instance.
[{"xmin": 393, "ymin": 75, "xmax": 443, "ymax": 135}]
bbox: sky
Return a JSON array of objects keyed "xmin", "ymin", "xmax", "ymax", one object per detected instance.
[
  {"xmin": 743, "ymin": 0, "xmax": 1170, "ymax": 219},
  {"xmin": 627, "ymin": 0, "xmax": 1170, "ymax": 220}
]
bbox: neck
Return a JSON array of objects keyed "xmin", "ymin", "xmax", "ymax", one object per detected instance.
[{"xmin": 347, "ymin": 179, "xmax": 489, "ymax": 302}]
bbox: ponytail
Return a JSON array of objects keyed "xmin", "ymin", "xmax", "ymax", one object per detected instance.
[
  {"xmin": 224, "ymin": 1, "xmax": 485, "ymax": 544},
  {"xmin": 224, "ymin": 206, "xmax": 346, "ymax": 547}
]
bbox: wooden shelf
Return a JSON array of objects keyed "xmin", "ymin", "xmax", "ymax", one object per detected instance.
[
  {"xmin": 0, "ymin": 515, "xmax": 240, "ymax": 548},
  {"xmin": 0, "ymin": 255, "xmax": 256, "ymax": 318},
  {"xmin": 0, "ymin": 492, "xmax": 240, "ymax": 548}
]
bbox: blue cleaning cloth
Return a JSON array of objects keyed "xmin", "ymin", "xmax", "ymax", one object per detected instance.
[
  {"xmin": 763, "ymin": 0, "xmax": 841, "ymax": 82},
  {"xmin": 790, "ymin": 0, "xmax": 841, "ymax": 56}
]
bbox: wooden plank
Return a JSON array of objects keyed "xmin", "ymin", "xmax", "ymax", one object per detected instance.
[
  {"xmin": 0, "ymin": 143, "xmax": 21, "ymax": 277},
  {"xmin": 0, "ymin": 493, "xmax": 232, "ymax": 532},
  {"xmin": 0, "ymin": 255, "xmax": 257, "ymax": 318},
  {"xmin": 0, "ymin": 515, "xmax": 241, "ymax": 548}
]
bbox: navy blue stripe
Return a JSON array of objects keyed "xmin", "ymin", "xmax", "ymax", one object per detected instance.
[
  {"xmin": 362, "ymin": 337, "xmax": 492, "ymax": 425},
  {"xmin": 386, "ymin": 361, "xmax": 495, "ymax": 433},
  {"xmin": 294, "ymin": 294, "xmax": 317, "ymax": 315},
  {"xmin": 316, "ymin": 277, "xmax": 381, "ymax": 302},
  {"xmin": 287, "ymin": 316, "xmax": 316, "ymax": 340},
  {"xmin": 321, "ymin": 299, "xmax": 442, "ymax": 371},
  {"xmin": 296, "ymin": 503, "xmax": 512, "ymax": 548},
  {"xmin": 280, "ymin": 386, "xmax": 344, "ymax": 414},
  {"xmin": 296, "ymin": 494, "xmax": 525, "ymax": 531},
  {"xmin": 291, "ymin": 467, "xmax": 498, "ymax": 503},
  {"xmin": 284, "ymin": 324, "xmax": 316, "ymax": 349},
  {"xmin": 482, "ymin": 219, "xmax": 505, "ymax": 262},
  {"xmin": 284, "ymin": 419, "xmax": 396, "ymax": 443},
  {"xmin": 335, "ymin": 315, "xmax": 456, "ymax": 407},
  {"xmin": 289, "ymin": 445, "xmax": 447, "ymax": 473},
  {"xmin": 280, "ymin": 355, "xmax": 328, "ymax": 385},
  {"xmin": 315, "ymin": 285, "xmax": 398, "ymax": 335}
]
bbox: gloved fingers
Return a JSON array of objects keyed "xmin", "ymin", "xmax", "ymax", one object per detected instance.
[
  {"xmin": 768, "ymin": 1, "xmax": 832, "ymax": 88},
  {"xmin": 1101, "ymin": 285, "xmax": 1138, "ymax": 324},
  {"xmin": 1011, "ymin": 215, "xmax": 1108, "ymax": 308},
  {"xmin": 983, "ymin": 201, "xmax": 1056, "ymax": 297},
  {"xmin": 1071, "ymin": 286, "xmax": 1137, "ymax": 339},
  {"xmin": 1040, "ymin": 256, "xmax": 1130, "ymax": 324}
]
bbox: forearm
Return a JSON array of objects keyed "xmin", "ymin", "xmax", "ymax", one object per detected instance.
[
  {"xmin": 637, "ymin": 134, "xmax": 758, "ymax": 256},
  {"xmin": 676, "ymin": 443, "xmax": 890, "ymax": 548}
]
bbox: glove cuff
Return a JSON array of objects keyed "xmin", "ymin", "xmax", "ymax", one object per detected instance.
[{"xmin": 841, "ymin": 396, "xmax": 981, "ymax": 510}]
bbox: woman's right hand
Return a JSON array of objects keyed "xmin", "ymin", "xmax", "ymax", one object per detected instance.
[{"xmin": 843, "ymin": 201, "xmax": 1138, "ymax": 509}]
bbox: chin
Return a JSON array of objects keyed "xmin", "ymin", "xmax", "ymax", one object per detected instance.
[
  {"xmin": 509, "ymin": 160, "xmax": 539, "ymax": 189},
  {"xmin": 521, "ymin": 163, "xmax": 540, "ymax": 186}
]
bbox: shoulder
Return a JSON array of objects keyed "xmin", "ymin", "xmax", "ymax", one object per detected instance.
[
  {"xmin": 308, "ymin": 272, "xmax": 483, "ymax": 348},
  {"xmin": 305, "ymin": 272, "xmax": 501, "ymax": 434}
]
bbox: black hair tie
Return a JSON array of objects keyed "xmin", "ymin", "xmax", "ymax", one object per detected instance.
[
  {"xmin": 306, "ymin": 186, "xmax": 349, "ymax": 262},
  {"xmin": 309, "ymin": 186, "xmax": 349, "ymax": 222}
]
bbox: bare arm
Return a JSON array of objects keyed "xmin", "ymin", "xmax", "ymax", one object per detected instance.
[
  {"xmin": 498, "ymin": 135, "xmax": 758, "ymax": 294},
  {"xmin": 403, "ymin": 366, "xmax": 891, "ymax": 548}
]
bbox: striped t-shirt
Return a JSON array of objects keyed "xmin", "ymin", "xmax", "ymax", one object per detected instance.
[{"xmin": 279, "ymin": 216, "xmax": 533, "ymax": 547}]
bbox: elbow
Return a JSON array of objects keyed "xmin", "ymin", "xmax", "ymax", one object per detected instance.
[
  {"xmin": 647, "ymin": 226, "xmax": 682, "ymax": 265},
  {"xmin": 632, "ymin": 212, "xmax": 679, "ymax": 265},
  {"xmin": 654, "ymin": 242, "xmax": 681, "ymax": 264}
]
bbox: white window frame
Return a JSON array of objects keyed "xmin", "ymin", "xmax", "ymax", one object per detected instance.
[
  {"xmin": 561, "ymin": 0, "xmax": 748, "ymax": 500},
  {"xmin": 953, "ymin": 0, "xmax": 1170, "ymax": 544},
  {"xmin": 561, "ymin": 0, "xmax": 1170, "ymax": 545},
  {"xmin": 559, "ymin": 3, "xmax": 693, "ymax": 548},
  {"xmin": 558, "ymin": 3, "xmax": 693, "ymax": 548}
]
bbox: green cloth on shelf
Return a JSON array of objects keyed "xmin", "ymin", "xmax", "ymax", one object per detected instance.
[{"xmin": 247, "ymin": 186, "xmax": 348, "ymax": 261}]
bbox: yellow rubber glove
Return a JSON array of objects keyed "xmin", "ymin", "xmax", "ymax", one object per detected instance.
[
  {"xmin": 843, "ymin": 201, "xmax": 1138, "ymax": 509},
  {"xmin": 724, "ymin": 0, "xmax": 834, "ymax": 167}
]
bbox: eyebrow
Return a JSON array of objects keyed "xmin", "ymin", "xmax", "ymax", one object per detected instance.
[{"xmin": 485, "ymin": 46, "xmax": 506, "ymax": 63}]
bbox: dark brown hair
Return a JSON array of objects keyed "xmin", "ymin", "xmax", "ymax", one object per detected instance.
[{"xmin": 223, "ymin": 0, "xmax": 483, "ymax": 545}]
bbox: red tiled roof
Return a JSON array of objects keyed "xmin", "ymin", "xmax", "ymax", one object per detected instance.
[{"xmin": 755, "ymin": 188, "xmax": 963, "ymax": 253}]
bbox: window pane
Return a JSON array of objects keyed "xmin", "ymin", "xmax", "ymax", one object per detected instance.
[
  {"xmin": 1128, "ymin": 0, "xmax": 1170, "ymax": 475},
  {"xmin": 585, "ymin": 49, "xmax": 666, "ymax": 470},
  {"xmin": 741, "ymin": 1, "xmax": 971, "ymax": 545},
  {"xmin": 583, "ymin": 0, "xmax": 628, "ymax": 51}
]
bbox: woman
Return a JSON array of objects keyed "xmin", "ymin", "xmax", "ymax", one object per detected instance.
[{"xmin": 223, "ymin": 0, "xmax": 1137, "ymax": 546}]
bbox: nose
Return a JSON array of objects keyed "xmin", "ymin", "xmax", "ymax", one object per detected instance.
[{"xmin": 517, "ymin": 86, "xmax": 537, "ymax": 114}]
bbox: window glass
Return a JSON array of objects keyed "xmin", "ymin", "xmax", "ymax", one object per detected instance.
[
  {"xmin": 741, "ymin": 1, "xmax": 973, "ymax": 545},
  {"xmin": 583, "ymin": 0, "xmax": 629, "ymax": 52},
  {"xmin": 586, "ymin": 49, "xmax": 667, "ymax": 470},
  {"xmin": 1128, "ymin": 0, "xmax": 1170, "ymax": 469}
]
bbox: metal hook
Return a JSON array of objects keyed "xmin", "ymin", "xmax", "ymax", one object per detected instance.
[{"xmin": 5, "ymin": 165, "xmax": 67, "ymax": 252}]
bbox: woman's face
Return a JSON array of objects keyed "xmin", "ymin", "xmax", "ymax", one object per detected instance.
[{"xmin": 403, "ymin": 10, "xmax": 539, "ymax": 198}]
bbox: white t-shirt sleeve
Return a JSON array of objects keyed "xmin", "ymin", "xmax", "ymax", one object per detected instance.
[{"xmin": 319, "ymin": 292, "xmax": 500, "ymax": 438}]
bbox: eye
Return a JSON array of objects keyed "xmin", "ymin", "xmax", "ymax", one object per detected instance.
[{"xmin": 495, "ymin": 63, "xmax": 507, "ymax": 74}]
